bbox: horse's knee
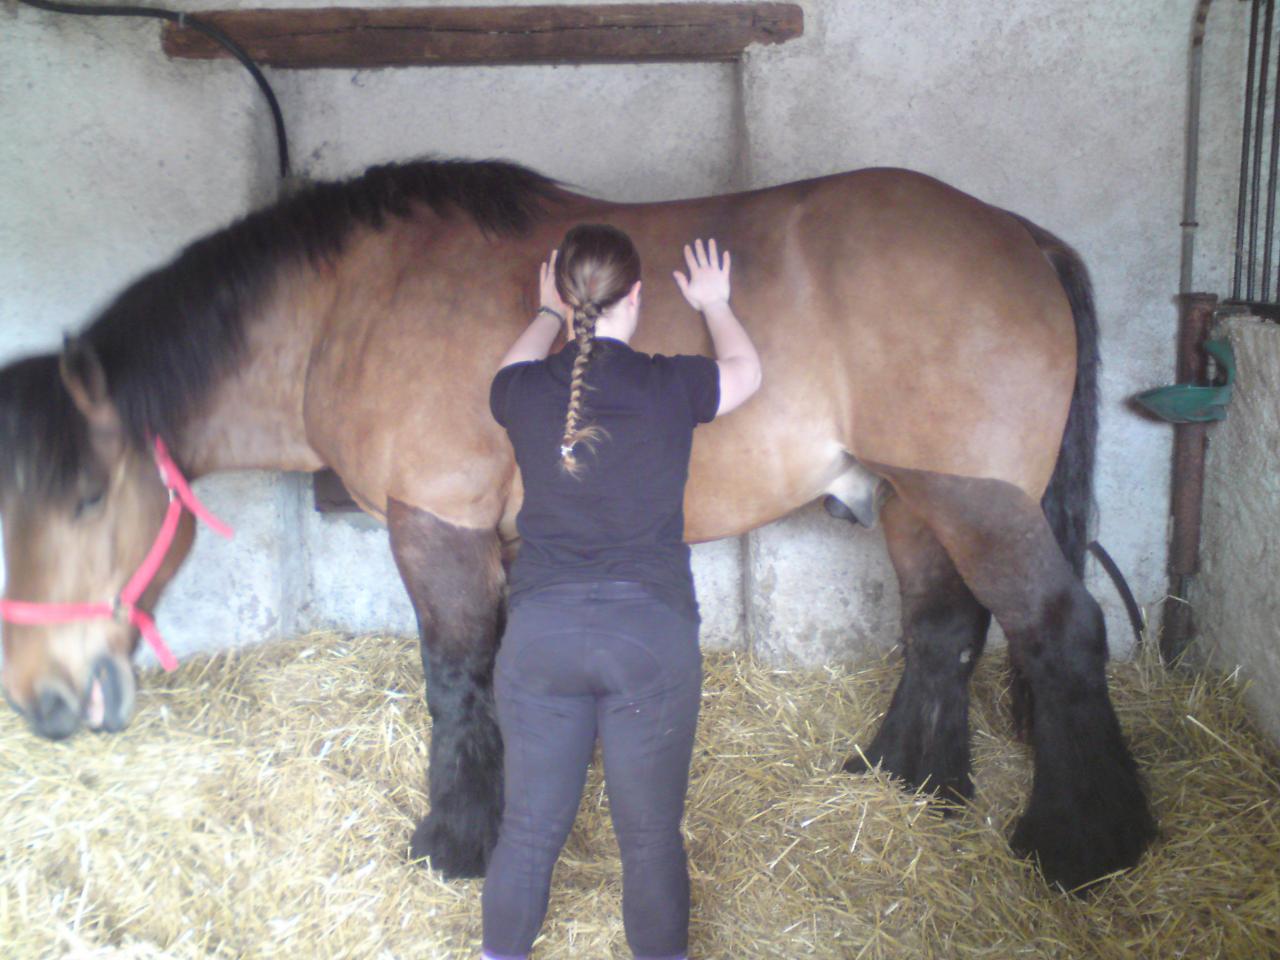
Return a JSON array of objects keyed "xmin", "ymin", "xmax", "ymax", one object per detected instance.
[
  {"xmin": 883, "ymin": 493, "xmax": 990, "ymax": 678},
  {"xmin": 904, "ymin": 592, "xmax": 989, "ymax": 677},
  {"xmin": 1011, "ymin": 583, "xmax": 1108, "ymax": 699}
]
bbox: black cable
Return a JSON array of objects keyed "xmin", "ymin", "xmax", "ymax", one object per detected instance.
[
  {"xmin": 17, "ymin": 0, "xmax": 290, "ymax": 179},
  {"xmin": 1087, "ymin": 540, "xmax": 1147, "ymax": 651}
]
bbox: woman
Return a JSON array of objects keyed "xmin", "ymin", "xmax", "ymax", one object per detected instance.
[{"xmin": 483, "ymin": 225, "xmax": 762, "ymax": 960}]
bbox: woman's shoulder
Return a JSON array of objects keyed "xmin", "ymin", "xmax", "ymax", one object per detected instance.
[
  {"xmin": 647, "ymin": 353, "xmax": 719, "ymax": 423},
  {"xmin": 648, "ymin": 351, "xmax": 717, "ymax": 378},
  {"xmin": 490, "ymin": 357, "xmax": 556, "ymax": 426}
]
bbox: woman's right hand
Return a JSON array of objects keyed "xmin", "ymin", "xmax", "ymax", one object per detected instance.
[{"xmin": 673, "ymin": 238, "xmax": 731, "ymax": 312}]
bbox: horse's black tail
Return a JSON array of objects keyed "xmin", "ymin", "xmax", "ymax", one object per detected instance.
[{"xmin": 1012, "ymin": 215, "xmax": 1099, "ymax": 577}]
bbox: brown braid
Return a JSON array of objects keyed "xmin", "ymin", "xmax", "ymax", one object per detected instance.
[
  {"xmin": 559, "ymin": 300, "xmax": 606, "ymax": 477},
  {"xmin": 553, "ymin": 224, "xmax": 641, "ymax": 476}
]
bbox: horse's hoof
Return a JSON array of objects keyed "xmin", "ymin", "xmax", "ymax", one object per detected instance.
[
  {"xmin": 409, "ymin": 813, "xmax": 490, "ymax": 880},
  {"xmin": 1011, "ymin": 700, "xmax": 1158, "ymax": 892},
  {"xmin": 842, "ymin": 749, "xmax": 973, "ymax": 807},
  {"xmin": 1010, "ymin": 790, "xmax": 1156, "ymax": 893},
  {"xmin": 841, "ymin": 751, "xmax": 876, "ymax": 775}
]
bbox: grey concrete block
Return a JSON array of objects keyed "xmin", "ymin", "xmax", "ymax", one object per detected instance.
[
  {"xmin": 298, "ymin": 506, "xmax": 418, "ymax": 637},
  {"xmin": 155, "ymin": 472, "xmax": 288, "ymax": 664},
  {"xmin": 692, "ymin": 536, "xmax": 745, "ymax": 651},
  {"xmin": 745, "ymin": 502, "xmax": 901, "ymax": 667}
]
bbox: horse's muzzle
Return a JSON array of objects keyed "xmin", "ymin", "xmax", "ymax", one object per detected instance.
[
  {"xmin": 29, "ymin": 680, "xmax": 81, "ymax": 740},
  {"xmin": 12, "ymin": 654, "xmax": 137, "ymax": 739},
  {"xmin": 88, "ymin": 655, "xmax": 136, "ymax": 734}
]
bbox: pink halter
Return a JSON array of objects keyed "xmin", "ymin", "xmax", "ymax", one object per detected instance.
[{"xmin": 0, "ymin": 436, "xmax": 233, "ymax": 672}]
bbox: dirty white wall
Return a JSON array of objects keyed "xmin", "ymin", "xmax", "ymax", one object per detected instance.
[
  {"xmin": 1191, "ymin": 317, "xmax": 1280, "ymax": 746},
  {"xmin": 1, "ymin": 0, "xmax": 1213, "ymax": 666}
]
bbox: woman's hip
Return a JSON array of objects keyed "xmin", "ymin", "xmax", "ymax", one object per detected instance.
[{"xmin": 498, "ymin": 582, "xmax": 701, "ymax": 698}]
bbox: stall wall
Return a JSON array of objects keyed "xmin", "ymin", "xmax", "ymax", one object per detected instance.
[
  {"xmin": 1, "ymin": 0, "xmax": 1207, "ymax": 665},
  {"xmin": 1191, "ymin": 316, "xmax": 1280, "ymax": 745}
]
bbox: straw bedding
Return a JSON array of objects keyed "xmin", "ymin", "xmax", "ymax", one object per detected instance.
[{"xmin": 2, "ymin": 633, "xmax": 1277, "ymax": 959}]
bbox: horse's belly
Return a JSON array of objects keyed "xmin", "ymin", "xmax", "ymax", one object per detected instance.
[{"xmin": 683, "ymin": 417, "xmax": 852, "ymax": 542}]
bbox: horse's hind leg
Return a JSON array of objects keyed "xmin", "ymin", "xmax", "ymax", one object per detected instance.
[
  {"xmin": 388, "ymin": 499, "xmax": 504, "ymax": 879},
  {"xmin": 844, "ymin": 496, "xmax": 991, "ymax": 803},
  {"xmin": 883, "ymin": 466, "xmax": 1156, "ymax": 890}
]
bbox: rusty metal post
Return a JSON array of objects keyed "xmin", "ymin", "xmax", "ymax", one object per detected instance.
[{"xmin": 1163, "ymin": 293, "xmax": 1219, "ymax": 662}]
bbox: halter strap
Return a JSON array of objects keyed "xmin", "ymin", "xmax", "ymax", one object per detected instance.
[{"xmin": 0, "ymin": 436, "xmax": 233, "ymax": 672}]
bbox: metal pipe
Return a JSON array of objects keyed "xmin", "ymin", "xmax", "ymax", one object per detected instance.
[
  {"xmin": 1163, "ymin": 293, "xmax": 1219, "ymax": 663},
  {"xmin": 1183, "ymin": 0, "xmax": 1215, "ymax": 295},
  {"xmin": 1259, "ymin": 2, "xmax": 1280, "ymax": 300},
  {"xmin": 1234, "ymin": 0, "xmax": 1262, "ymax": 300},
  {"xmin": 1168, "ymin": 0, "xmax": 1224, "ymax": 662},
  {"xmin": 1248, "ymin": 0, "xmax": 1276, "ymax": 300}
]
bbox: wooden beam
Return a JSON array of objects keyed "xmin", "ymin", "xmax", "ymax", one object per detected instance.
[{"xmin": 162, "ymin": 3, "xmax": 804, "ymax": 68}]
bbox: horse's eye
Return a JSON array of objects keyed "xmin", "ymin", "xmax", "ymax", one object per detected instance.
[{"xmin": 75, "ymin": 488, "xmax": 106, "ymax": 518}]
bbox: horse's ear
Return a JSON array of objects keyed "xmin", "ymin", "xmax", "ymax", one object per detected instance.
[{"xmin": 59, "ymin": 337, "xmax": 121, "ymax": 436}]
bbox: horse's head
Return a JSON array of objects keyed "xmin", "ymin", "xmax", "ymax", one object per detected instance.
[{"xmin": 0, "ymin": 341, "xmax": 195, "ymax": 738}]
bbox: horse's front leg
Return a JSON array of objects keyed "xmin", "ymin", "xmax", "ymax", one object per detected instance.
[{"xmin": 388, "ymin": 498, "xmax": 505, "ymax": 879}]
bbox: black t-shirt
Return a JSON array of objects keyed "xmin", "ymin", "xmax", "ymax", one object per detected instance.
[{"xmin": 490, "ymin": 337, "xmax": 719, "ymax": 616}]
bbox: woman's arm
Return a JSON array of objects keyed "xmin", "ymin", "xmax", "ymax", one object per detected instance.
[
  {"xmin": 673, "ymin": 238, "xmax": 762, "ymax": 416},
  {"xmin": 496, "ymin": 251, "xmax": 571, "ymax": 371}
]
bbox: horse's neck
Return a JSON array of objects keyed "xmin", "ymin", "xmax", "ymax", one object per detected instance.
[{"xmin": 177, "ymin": 273, "xmax": 328, "ymax": 478}]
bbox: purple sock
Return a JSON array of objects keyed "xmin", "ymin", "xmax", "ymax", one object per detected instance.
[{"xmin": 481, "ymin": 952, "xmax": 527, "ymax": 960}]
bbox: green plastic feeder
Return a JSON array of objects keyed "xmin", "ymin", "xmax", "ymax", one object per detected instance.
[{"xmin": 1133, "ymin": 338, "xmax": 1236, "ymax": 424}]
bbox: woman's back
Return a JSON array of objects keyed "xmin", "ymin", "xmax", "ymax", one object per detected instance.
[{"xmin": 491, "ymin": 337, "xmax": 718, "ymax": 614}]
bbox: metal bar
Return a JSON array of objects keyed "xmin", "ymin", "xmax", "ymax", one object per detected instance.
[
  {"xmin": 1234, "ymin": 0, "xmax": 1262, "ymax": 300},
  {"xmin": 1249, "ymin": 0, "xmax": 1269, "ymax": 302},
  {"xmin": 1181, "ymin": 0, "xmax": 1215, "ymax": 296},
  {"xmin": 1267, "ymin": 15, "xmax": 1280, "ymax": 302},
  {"xmin": 1248, "ymin": 0, "xmax": 1275, "ymax": 301}
]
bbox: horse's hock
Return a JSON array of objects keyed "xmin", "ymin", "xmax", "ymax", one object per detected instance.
[{"xmin": 1191, "ymin": 315, "xmax": 1280, "ymax": 746}]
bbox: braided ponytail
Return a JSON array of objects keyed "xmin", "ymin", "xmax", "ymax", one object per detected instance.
[{"xmin": 554, "ymin": 224, "xmax": 641, "ymax": 476}]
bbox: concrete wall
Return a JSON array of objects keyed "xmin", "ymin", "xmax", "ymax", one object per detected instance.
[
  {"xmin": 1191, "ymin": 316, "xmax": 1280, "ymax": 746},
  {"xmin": 1, "ymin": 0, "xmax": 1212, "ymax": 666}
]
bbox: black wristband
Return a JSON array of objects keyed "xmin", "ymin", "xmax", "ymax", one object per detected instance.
[{"xmin": 536, "ymin": 305, "xmax": 565, "ymax": 324}]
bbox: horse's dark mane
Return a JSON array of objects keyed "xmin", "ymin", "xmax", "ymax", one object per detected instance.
[
  {"xmin": 0, "ymin": 355, "xmax": 93, "ymax": 501},
  {"xmin": 0, "ymin": 158, "xmax": 563, "ymax": 499}
]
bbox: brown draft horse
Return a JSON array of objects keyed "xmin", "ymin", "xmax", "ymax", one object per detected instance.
[{"xmin": 0, "ymin": 159, "xmax": 1155, "ymax": 890}]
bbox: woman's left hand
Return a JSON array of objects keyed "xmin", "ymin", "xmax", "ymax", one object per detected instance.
[
  {"xmin": 497, "ymin": 250, "xmax": 570, "ymax": 370},
  {"xmin": 540, "ymin": 250, "xmax": 569, "ymax": 318}
]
